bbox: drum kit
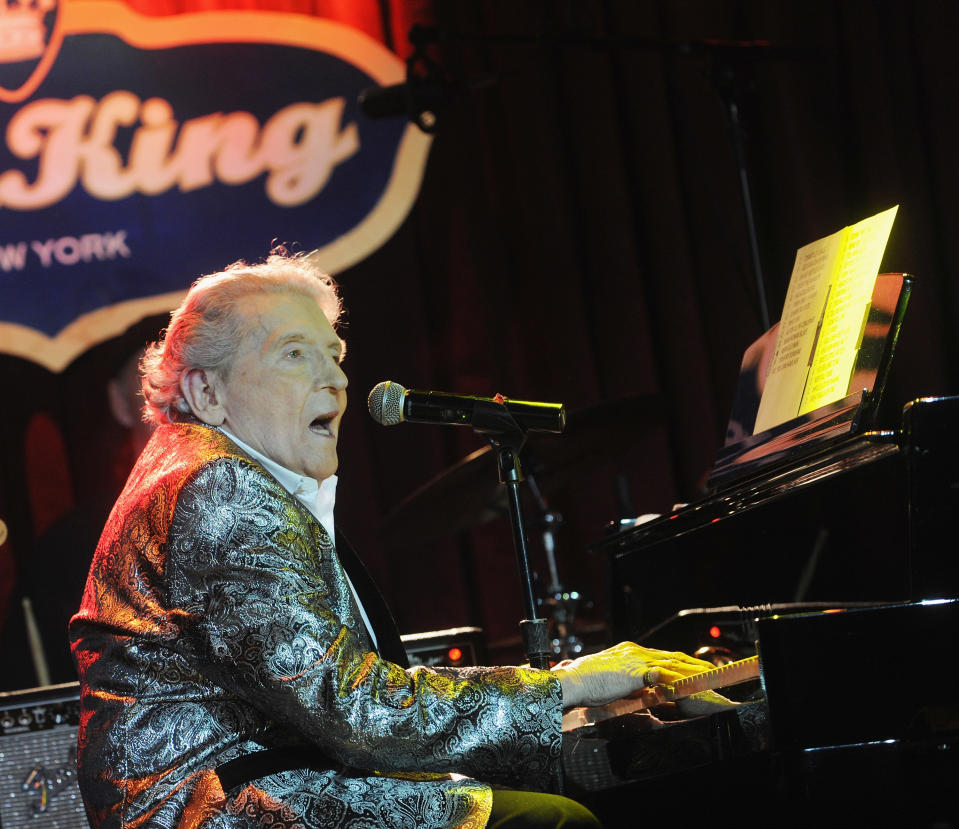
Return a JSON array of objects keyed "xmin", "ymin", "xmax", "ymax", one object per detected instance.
[{"xmin": 379, "ymin": 395, "xmax": 661, "ymax": 659}]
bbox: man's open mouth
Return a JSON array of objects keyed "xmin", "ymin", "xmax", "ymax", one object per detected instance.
[{"xmin": 309, "ymin": 413, "xmax": 337, "ymax": 436}]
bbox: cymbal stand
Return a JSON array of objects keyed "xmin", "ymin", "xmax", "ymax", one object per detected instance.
[
  {"xmin": 525, "ymin": 475, "xmax": 584, "ymax": 660},
  {"xmin": 472, "ymin": 399, "xmax": 552, "ymax": 670}
]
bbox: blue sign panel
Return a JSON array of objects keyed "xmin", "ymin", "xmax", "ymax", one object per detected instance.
[{"xmin": 0, "ymin": 3, "xmax": 431, "ymax": 370}]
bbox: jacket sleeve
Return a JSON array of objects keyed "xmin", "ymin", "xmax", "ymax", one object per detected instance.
[{"xmin": 165, "ymin": 456, "xmax": 562, "ymax": 789}]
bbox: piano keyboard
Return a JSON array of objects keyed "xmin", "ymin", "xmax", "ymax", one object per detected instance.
[{"xmin": 561, "ymin": 655, "xmax": 760, "ymax": 732}]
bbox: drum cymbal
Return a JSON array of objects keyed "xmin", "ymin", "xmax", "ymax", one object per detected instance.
[{"xmin": 379, "ymin": 395, "xmax": 661, "ymax": 547}]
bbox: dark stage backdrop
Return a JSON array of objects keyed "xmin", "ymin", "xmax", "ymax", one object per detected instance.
[{"xmin": 2, "ymin": 0, "xmax": 957, "ymax": 688}]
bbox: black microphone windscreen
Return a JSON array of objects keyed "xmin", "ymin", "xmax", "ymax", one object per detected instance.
[{"xmin": 358, "ymin": 84, "xmax": 409, "ymax": 119}]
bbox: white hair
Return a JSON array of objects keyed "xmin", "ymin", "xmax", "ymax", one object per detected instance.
[{"xmin": 140, "ymin": 251, "xmax": 343, "ymax": 425}]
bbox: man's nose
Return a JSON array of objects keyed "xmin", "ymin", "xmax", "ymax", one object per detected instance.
[{"xmin": 318, "ymin": 356, "xmax": 348, "ymax": 390}]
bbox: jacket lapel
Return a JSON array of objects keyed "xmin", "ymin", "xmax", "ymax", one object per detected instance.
[{"xmin": 334, "ymin": 531, "xmax": 410, "ymax": 669}]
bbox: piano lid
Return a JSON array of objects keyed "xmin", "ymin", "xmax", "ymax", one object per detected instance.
[{"xmin": 707, "ymin": 272, "xmax": 913, "ymax": 491}]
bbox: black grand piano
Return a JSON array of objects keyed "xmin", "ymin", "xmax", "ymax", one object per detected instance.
[
  {"xmin": 572, "ymin": 273, "xmax": 959, "ymax": 819},
  {"xmin": 596, "ymin": 273, "xmax": 959, "ymax": 641}
]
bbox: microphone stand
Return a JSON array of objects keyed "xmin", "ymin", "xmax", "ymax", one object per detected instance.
[
  {"xmin": 704, "ymin": 44, "xmax": 771, "ymax": 331},
  {"xmin": 471, "ymin": 399, "xmax": 553, "ymax": 671}
]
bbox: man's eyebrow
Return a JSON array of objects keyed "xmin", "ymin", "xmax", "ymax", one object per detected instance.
[
  {"xmin": 269, "ymin": 331, "xmax": 310, "ymax": 349},
  {"xmin": 270, "ymin": 331, "xmax": 342, "ymax": 353}
]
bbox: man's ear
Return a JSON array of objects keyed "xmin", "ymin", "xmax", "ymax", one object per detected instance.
[{"xmin": 179, "ymin": 369, "xmax": 226, "ymax": 425}]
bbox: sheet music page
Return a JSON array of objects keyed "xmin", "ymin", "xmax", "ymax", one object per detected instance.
[
  {"xmin": 799, "ymin": 205, "xmax": 899, "ymax": 414},
  {"xmin": 753, "ymin": 232, "xmax": 842, "ymax": 434},
  {"xmin": 753, "ymin": 205, "xmax": 898, "ymax": 434}
]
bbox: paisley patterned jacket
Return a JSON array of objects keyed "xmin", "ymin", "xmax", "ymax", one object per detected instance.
[{"xmin": 69, "ymin": 423, "xmax": 563, "ymax": 829}]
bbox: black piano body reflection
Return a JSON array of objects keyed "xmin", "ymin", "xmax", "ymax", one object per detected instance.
[{"xmin": 599, "ymin": 392, "xmax": 959, "ymax": 645}]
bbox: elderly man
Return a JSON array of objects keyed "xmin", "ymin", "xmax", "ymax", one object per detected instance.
[{"xmin": 70, "ymin": 252, "xmax": 720, "ymax": 829}]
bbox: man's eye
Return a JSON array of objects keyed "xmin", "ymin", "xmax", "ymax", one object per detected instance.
[{"xmin": 286, "ymin": 349, "xmax": 302, "ymax": 359}]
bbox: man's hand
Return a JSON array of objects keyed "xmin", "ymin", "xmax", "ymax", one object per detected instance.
[
  {"xmin": 551, "ymin": 641, "xmax": 718, "ymax": 709},
  {"xmin": 674, "ymin": 689, "xmax": 741, "ymax": 716}
]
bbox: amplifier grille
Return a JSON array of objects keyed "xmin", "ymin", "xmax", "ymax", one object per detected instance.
[{"xmin": 0, "ymin": 685, "xmax": 88, "ymax": 829}]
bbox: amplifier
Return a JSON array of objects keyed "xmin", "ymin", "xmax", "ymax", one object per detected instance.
[
  {"xmin": 401, "ymin": 627, "xmax": 486, "ymax": 668},
  {"xmin": 0, "ymin": 682, "xmax": 88, "ymax": 829}
]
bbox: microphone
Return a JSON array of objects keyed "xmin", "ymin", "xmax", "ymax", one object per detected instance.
[
  {"xmin": 368, "ymin": 381, "xmax": 566, "ymax": 434},
  {"xmin": 357, "ymin": 83, "xmax": 412, "ymax": 119},
  {"xmin": 358, "ymin": 77, "xmax": 455, "ymax": 121}
]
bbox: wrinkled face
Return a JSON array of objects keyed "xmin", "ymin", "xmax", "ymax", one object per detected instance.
[{"xmin": 216, "ymin": 291, "xmax": 347, "ymax": 481}]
